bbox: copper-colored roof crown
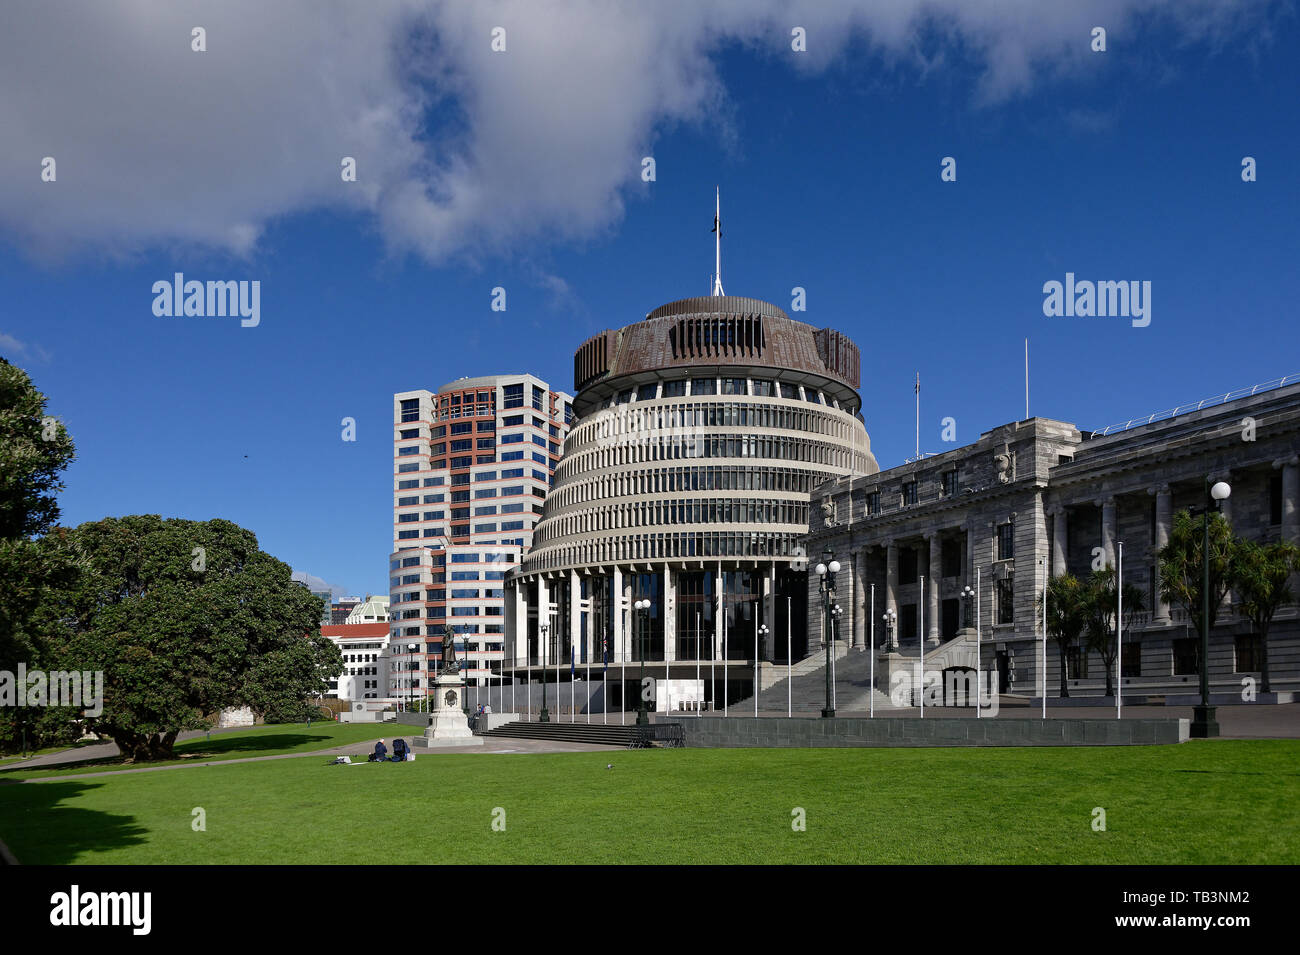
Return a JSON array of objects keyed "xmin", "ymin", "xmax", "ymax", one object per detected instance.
[{"xmin": 573, "ymin": 295, "xmax": 861, "ymax": 402}]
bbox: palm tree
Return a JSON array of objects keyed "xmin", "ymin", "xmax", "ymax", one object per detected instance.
[
  {"xmin": 1231, "ymin": 539, "xmax": 1300, "ymax": 693},
  {"xmin": 1037, "ymin": 573, "xmax": 1087, "ymax": 698},
  {"xmin": 1158, "ymin": 510, "xmax": 1236, "ymax": 661},
  {"xmin": 1082, "ymin": 567, "xmax": 1146, "ymax": 698}
]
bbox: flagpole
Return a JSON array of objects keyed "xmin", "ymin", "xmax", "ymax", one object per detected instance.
[
  {"xmin": 1025, "ymin": 338, "xmax": 1030, "ymax": 420},
  {"xmin": 696, "ymin": 612, "xmax": 701, "ymax": 717},
  {"xmin": 914, "ymin": 372, "xmax": 920, "ymax": 460},
  {"xmin": 723, "ymin": 582, "xmax": 729, "ymax": 716},
  {"xmin": 870, "ymin": 584, "xmax": 875, "ymax": 718},
  {"xmin": 1117, "ymin": 540, "xmax": 1124, "ymax": 720},
  {"xmin": 787, "ymin": 596, "xmax": 792, "ymax": 718},
  {"xmin": 976, "ymin": 566, "xmax": 982, "ymax": 718},
  {"xmin": 1041, "ymin": 557, "xmax": 1048, "ymax": 720},
  {"xmin": 919, "ymin": 575, "xmax": 925, "ymax": 717}
]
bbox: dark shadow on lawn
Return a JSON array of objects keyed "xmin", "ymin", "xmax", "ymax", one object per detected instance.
[
  {"xmin": 0, "ymin": 733, "xmax": 335, "ymax": 776},
  {"xmin": 0, "ymin": 780, "xmax": 148, "ymax": 864}
]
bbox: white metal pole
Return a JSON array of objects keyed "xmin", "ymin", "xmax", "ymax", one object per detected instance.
[
  {"xmin": 787, "ymin": 596, "xmax": 792, "ymax": 718},
  {"xmin": 976, "ymin": 566, "xmax": 982, "ymax": 718},
  {"xmin": 1117, "ymin": 541, "xmax": 1124, "ymax": 720},
  {"xmin": 1042, "ymin": 559, "xmax": 1048, "ymax": 720},
  {"xmin": 723, "ymin": 587, "xmax": 729, "ymax": 716},
  {"xmin": 869, "ymin": 584, "xmax": 875, "ymax": 718},
  {"xmin": 830, "ymin": 615, "xmax": 837, "ymax": 711},
  {"xmin": 626, "ymin": 608, "xmax": 631, "ymax": 727},
  {"xmin": 920, "ymin": 575, "xmax": 925, "ymax": 717},
  {"xmin": 696, "ymin": 612, "xmax": 701, "ymax": 718}
]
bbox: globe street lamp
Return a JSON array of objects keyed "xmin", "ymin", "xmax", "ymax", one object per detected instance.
[
  {"xmin": 1192, "ymin": 478, "xmax": 1231, "ymax": 739},
  {"xmin": 882, "ymin": 607, "xmax": 898, "ymax": 650},
  {"xmin": 960, "ymin": 584, "xmax": 975, "ymax": 629},
  {"xmin": 756, "ymin": 623, "xmax": 770, "ymax": 716},
  {"xmin": 539, "ymin": 623, "xmax": 551, "ymax": 723},
  {"xmin": 816, "ymin": 549, "xmax": 841, "ymax": 718},
  {"xmin": 635, "ymin": 598, "xmax": 652, "ymax": 726}
]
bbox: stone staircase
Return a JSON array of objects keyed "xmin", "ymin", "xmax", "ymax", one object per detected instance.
[{"xmin": 733, "ymin": 643, "xmax": 900, "ymax": 713}]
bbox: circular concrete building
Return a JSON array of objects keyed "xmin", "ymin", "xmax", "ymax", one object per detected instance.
[{"xmin": 505, "ymin": 295, "xmax": 879, "ymax": 710}]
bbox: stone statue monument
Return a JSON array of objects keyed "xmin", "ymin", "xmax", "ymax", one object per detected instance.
[{"xmin": 412, "ymin": 624, "xmax": 481, "ymax": 748}]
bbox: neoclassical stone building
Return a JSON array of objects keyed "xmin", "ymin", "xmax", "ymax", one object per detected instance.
[
  {"xmin": 808, "ymin": 380, "xmax": 1300, "ymax": 696},
  {"xmin": 505, "ymin": 295, "xmax": 879, "ymax": 703}
]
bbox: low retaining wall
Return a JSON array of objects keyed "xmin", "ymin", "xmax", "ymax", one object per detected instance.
[{"xmin": 677, "ymin": 716, "xmax": 1189, "ymax": 748}]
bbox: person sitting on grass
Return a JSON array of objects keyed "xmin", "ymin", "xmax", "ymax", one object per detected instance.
[
  {"xmin": 369, "ymin": 739, "xmax": 388, "ymax": 762},
  {"xmin": 391, "ymin": 738, "xmax": 409, "ymax": 762}
]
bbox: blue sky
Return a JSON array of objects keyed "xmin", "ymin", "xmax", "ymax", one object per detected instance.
[{"xmin": 1, "ymin": 1, "xmax": 1296, "ymax": 599}]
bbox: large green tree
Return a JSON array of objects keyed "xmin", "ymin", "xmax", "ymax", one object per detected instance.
[
  {"xmin": 1082, "ymin": 567, "xmax": 1146, "ymax": 698},
  {"xmin": 1231, "ymin": 538, "xmax": 1300, "ymax": 693},
  {"xmin": 1158, "ymin": 509, "xmax": 1237, "ymax": 668},
  {"xmin": 0, "ymin": 358, "xmax": 76, "ymax": 659},
  {"xmin": 33, "ymin": 515, "xmax": 343, "ymax": 760},
  {"xmin": 1037, "ymin": 573, "xmax": 1088, "ymax": 698},
  {"xmin": 0, "ymin": 358, "xmax": 78, "ymax": 751}
]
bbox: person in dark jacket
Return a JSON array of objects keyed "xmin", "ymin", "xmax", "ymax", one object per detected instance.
[
  {"xmin": 391, "ymin": 738, "xmax": 409, "ymax": 761},
  {"xmin": 369, "ymin": 739, "xmax": 388, "ymax": 762}
]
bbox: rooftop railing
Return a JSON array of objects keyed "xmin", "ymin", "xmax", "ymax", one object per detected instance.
[{"xmin": 1088, "ymin": 374, "xmax": 1300, "ymax": 438}]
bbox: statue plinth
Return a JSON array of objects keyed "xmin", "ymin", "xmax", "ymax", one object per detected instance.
[{"xmin": 412, "ymin": 673, "xmax": 483, "ymax": 748}]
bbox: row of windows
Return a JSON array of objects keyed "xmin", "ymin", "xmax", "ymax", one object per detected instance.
[
  {"xmin": 525, "ymin": 531, "xmax": 807, "ymax": 573},
  {"xmin": 547, "ymin": 465, "xmax": 819, "ymax": 513},
  {"xmin": 600, "ymin": 378, "xmax": 839, "ymax": 406},
  {"xmin": 558, "ymin": 433, "xmax": 861, "ymax": 482},
  {"xmin": 538, "ymin": 498, "xmax": 809, "ymax": 545},
  {"xmin": 566, "ymin": 400, "xmax": 857, "ymax": 460}
]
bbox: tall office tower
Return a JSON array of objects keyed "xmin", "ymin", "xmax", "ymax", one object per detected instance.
[{"xmin": 390, "ymin": 375, "xmax": 574, "ymax": 699}]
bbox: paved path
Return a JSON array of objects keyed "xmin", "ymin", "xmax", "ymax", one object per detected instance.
[{"xmin": 1, "ymin": 728, "xmax": 621, "ymax": 783}]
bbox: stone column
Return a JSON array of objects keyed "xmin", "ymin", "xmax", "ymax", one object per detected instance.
[
  {"xmin": 851, "ymin": 550, "xmax": 866, "ymax": 649},
  {"xmin": 1100, "ymin": 498, "xmax": 1117, "ymax": 569},
  {"xmin": 663, "ymin": 570, "xmax": 677, "ymax": 661},
  {"xmin": 1153, "ymin": 485, "xmax": 1172, "ymax": 624},
  {"xmin": 715, "ymin": 565, "xmax": 726, "ymax": 661},
  {"xmin": 611, "ymin": 566, "xmax": 625, "ymax": 663},
  {"xmin": 763, "ymin": 565, "xmax": 776, "ymax": 661},
  {"xmin": 886, "ymin": 541, "xmax": 899, "ymax": 648},
  {"xmin": 510, "ymin": 578, "xmax": 528, "ymax": 666},
  {"xmin": 568, "ymin": 570, "xmax": 582, "ymax": 667},
  {"xmin": 536, "ymin": 577, "xmax": 552, "ymax": 667},
  {"xmin": 1282, "ymin": 457, "xmax": 1300, "ymax": 544},
  {"xmin": 1281, "ymin": 457, "xmax": 1300, "ymax": 601},
  {"xmin": 927, "ymin": 533, "xmax": 942, "ymax": 646},
  {"xmin": 1050, "ymin": 508, "xmax": 1066, "ymax": 576}
]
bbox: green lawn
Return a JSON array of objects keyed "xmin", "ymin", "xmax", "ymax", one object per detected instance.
[
  {"xmin": 0, "ymin": 722, "xmax": 394, "ymax": 781},
  {"xmin": 1, "ymin": 740, "xmax": 1296, "ymax": 864}
]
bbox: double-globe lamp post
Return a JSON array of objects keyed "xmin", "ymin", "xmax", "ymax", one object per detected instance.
[
  {"xmin": 815, "ymin": 549, "xmax": 840, "ymax": 718},
  {"xmin": 960, "ymin": 585, "xmax": 975, "ymax": 629},
  {"xmin": 1193, "ymin": 478, "xmax": 1231, "ymax": 739},
  {"xmin": 882, "ymin": 607, "xmax": 897, "ymax": 650},
  {"xmin": 635, "ymin": 598, "xmax": 652, "ymax": 725},
  {"xmin": 538, "ymin": 623, "xmax": 550, "ymax": 723}
]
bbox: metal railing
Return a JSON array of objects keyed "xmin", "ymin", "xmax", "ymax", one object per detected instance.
[{"xmin": 1088, "ymin": 374, "xmax": 1300, "ymax": 438}]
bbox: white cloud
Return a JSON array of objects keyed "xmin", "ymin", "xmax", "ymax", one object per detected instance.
[
  {"xmin": 0, "ymin": 330, "xmax": 52, "ymax": 363},
  {"xmin": 0, "ymin": 0, "xmax": 1271, "ymax": 265}
]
